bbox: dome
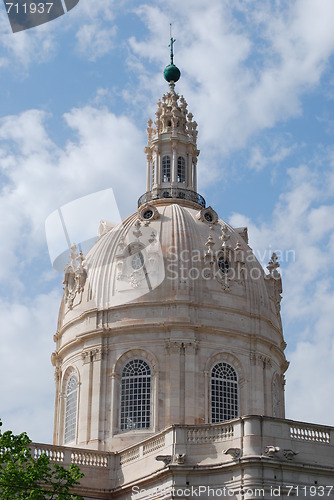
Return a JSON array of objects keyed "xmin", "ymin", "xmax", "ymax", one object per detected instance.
[
  {"xmin": 53, "ymin": 60, "xmax": 287, "ymax": 452},
  {"xmin": 59, "ymin": 201, "xmax": 283, "ymax": 346}
]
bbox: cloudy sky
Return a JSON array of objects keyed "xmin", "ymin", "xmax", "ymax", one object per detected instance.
[{"xmin": 1, "ymin": 0, "xmax": 334, "ymax": 443}]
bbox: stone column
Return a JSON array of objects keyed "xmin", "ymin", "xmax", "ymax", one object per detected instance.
[
  {"xmin": 204, "ymin": 370, "xmax": 209, "ymax": 423},
  {"xmin": 171, "ymin": 145, "xmax": 177, "ymax": 185},
  {"xmin": 52, "ymin": 366, "xmax": 62, "ymax": 445},
  {"xmin": 78, "ymin": 352, "xmax": 91, "ymax": 445},
  {"xmin": 193, "ymin": 158, "xmax": 197, "ymax": 192},
  {"xmin": 184, "ymin": 342, "xmax": 198, "ymax": 424},
  {"xmin": 250, "ymin": 353, "xmax": 265, "ymax": 414},
  {"xmin": 146, "ymin": 154, "xmax": 151, "ymax": 192},
  {"xmin": 155, "ymin": 149, "xmax": 162, "ymax": 188},
  {"xmin": 79, "ymin": 347, "xmax": 102, "ymax": 447},
  {"xmin": 110, "ymin": 372, "xmax": 117, "ymax": 437},
  {"xmin": 187, "ymin": 152, "xmax": 192, "ymax": 189},
  {"xmin": 89, "ymin": 348, "xmax": 103, "ymax": 447},
  {"xmin": 165, "ymin": 341, "xmax": 182, "ymax": 425}
]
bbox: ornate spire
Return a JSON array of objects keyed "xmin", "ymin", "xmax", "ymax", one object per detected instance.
[
  {"xmin": 163, "ymin": 24, "xmax": 181, "ymax": 91},
  {"xmin": 138, "ymin": 30, "xmax": 204, "ymax": 209},
  {"xmin": 169, "ymin": 24, "xmax": 175, "ymax": 65}
]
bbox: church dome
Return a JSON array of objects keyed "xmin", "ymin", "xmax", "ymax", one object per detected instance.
[
  {"xmin": 60, "ymin": 202, "xmax": 283, "ymax": 346},
  {"xmin": 53, "ymin": 47, "xmax": 288, "ymax": 452}
]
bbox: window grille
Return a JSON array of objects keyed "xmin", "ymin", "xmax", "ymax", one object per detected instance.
[
  {"xmin": 64, "ymin": 375, "xmax": 78, "ymax": 444},
  {"xmin": 177, "ymin": 156, "xmax": 186, "ymax": 183},
  {"xmin": 218, "ymin": 256, "xmax": 230, "ymax": 274},
  {"xmin": 210, "ymin": 362, "xmax": 238, "ymax": 423},
  {"xmin": 120, "ymin": 359, "xmax": 151, "ymax": 431},
  {"xmin": 162, "ymin": 156, "xmax": 171, "ymax": 182}
]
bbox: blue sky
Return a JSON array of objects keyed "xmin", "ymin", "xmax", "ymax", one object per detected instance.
[{"xmin": 1, "ymin": 0, "xmax": 334, "ymax": 443}]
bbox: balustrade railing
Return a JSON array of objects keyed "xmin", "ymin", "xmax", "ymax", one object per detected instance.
[
  {"xmin": 290, "ymin": 424, "xmax": 330, "ymax": 444},
  {"xmin": 138, "ymin": 187, "xmax": 206, "ymax": 208},
  {"xmin": 31, "ymin": 443, "xmax": 110, "ymax": 468}
]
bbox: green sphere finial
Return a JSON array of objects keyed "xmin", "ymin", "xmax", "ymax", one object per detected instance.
[{"xmin": 164, "ymin": 24, "xmax": 181, "ymax": 84}]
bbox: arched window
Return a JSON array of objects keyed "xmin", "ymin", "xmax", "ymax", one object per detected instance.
[
  {"xmin": 177, "ymin": 156, "xmax": 186, "ymax": 183},
  {"xmin": 64, "ymin": 375, "xmax": 78, "ymax": 444},
  {"xmin": 210, "ymin": 362, "xmax": 238, "ymax": 423},
  {"xmin": 162, "ymin": 155, "xmax": 171, "ymax": 182},
  {"xmin": 120, "ymin": 359, "xmax": 151, "ymax": 431}
]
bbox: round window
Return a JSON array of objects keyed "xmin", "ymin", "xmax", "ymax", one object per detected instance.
[
  {"xmin": 131, "ymin": 252, "xmax": 144, "ymax": 270},
  {"xmin": 204, "ymin": 212, "xmax": 214, "ymax": 223},
  {"xmin": 218, "ymin": 257, "xmax": 229, "ymax": 274},
  {"xmin": 142, "ymin": 209, "xmax": 153, "ymax": 220}
]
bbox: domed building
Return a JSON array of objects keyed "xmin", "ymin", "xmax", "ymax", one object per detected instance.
[{"xmin": 39, "ymin": 42, "xmax": 334, "ymax": 499}]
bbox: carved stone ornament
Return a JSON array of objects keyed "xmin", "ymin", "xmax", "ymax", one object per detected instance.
[
  {"xmin": 151, "ymin": 92, "xmax": 196, "ymax": 145},
  {"xmin": 115, "ymin": 226, "xmax": 162, "ymax": 291},
  {"xmin": 155, "ymin": 455, "xmax": 172, "ymax": 466},
  {"xmin": 197, "ymin": 206, "xmax": 218, "ymax": 224},
  {"xmin": 81, "ymin": 347, "xmax": 103, "ymax": 364},
  {"xmin": 98, "ymin": 220, "xmax": 114, "ymax": 238},
  {"xmin": 51, "ymin": 351, "xmax": 60, "ymax": 367},
  {"xmin": 223, "ymin": 447, "xmax": 241, "ymax": 459},
  {"xmin": 174, "ymin": 453, "xmax": 186, "ymax": 464},
  {"xmin": 63, "ymin": 244, "xmax": 87, "ymax": 310},
  {"xmin": 283, "ymin": 449, "xmax": 299, "ymax": 461},
  {"xmin": 203, "ymin": 230, "xmax": 245, "ymax": 292},
  {"xmin": 165, "ymin": 340, "xmax": 198, "ymax": 353},
  {"xmin": 265, "ymin": 252, "xmax": 283, "ymax": 315},
  {"xmin": 220, "ymin": 224, "xmax": 231, "ymax": 249},
  {"xmin": 250, "ymin": 352, "xmax": 272, "ymax": 367},
  {"xmin": 264, "ymin": 446, "xmax": 280, "ymax": 457},
  {"xmin": 138, "ymin": 204, "xmax": 160, "ymax": 222},
  {"xmin": 146, "ymin": 118, "xmax": 153, "ymax": 143}
]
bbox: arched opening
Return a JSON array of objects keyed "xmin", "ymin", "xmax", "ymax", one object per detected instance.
[
  {"xmin": 210, "ymin": 362, "xmax": 238, "ymax": 423},
  {"xmin": 120, "ymin": 359, "xmax": 151, "ymax": 431},
  {"xmin": 177, "ymin": 156, "xmax": 186, "ymax": 183},
  {"xmin": 64, "ymin": 375, "xmax": 78, "ymax": 444},
  {"xmin": 162, "ymin": 155, "xmax": 171, "ymax": 182},
  {"xmin": 151, "ymin": 160, "xmax": 155, "ymax": 187}
]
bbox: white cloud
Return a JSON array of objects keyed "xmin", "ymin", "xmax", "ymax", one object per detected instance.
[
  {"xmin": 0, "ymin": 105, "xmax": 144, "ymax": 288},
  {"xmin": 229, "ymin": 156, "xmax": 334, "ymax": 425},
  {"xmin": 128, "ymin": 0, "xmax": 334, "ymax": 160},
  {"xmin": 75, "ymin": 23, "xmax": 117, "ymax": 61},
  {"xmin": 248, "ymin": 143, "xmax": 295, "ymax": 172},
  {"xmin": 0, "ymin": 14, "xmax": 57, "ymax": 71},
  {"xmin": 0, "ymin": 0, "xmax": 119, "ymax": 70},
  {"xmin": 0, "ymin": 290, "xmax": 60, "ymax": 442}
]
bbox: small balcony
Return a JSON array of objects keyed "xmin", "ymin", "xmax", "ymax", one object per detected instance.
[{"xmin": 138, "ymin": 187, "xmax": 206, "ymax": 208}]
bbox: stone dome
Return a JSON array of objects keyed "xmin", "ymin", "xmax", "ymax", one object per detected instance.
[
  {"xmin": 53, "ymin": 72, "xmax": 288, "ymax": 452},
  {"xmin": 59, "ymin": 200, "xmax": 283, "ymax": 349}
]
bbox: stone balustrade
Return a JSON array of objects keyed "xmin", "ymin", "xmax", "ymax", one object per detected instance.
[{"xmin": 30, "ymin": 416, "xmax": 333, "ymax": 496}]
